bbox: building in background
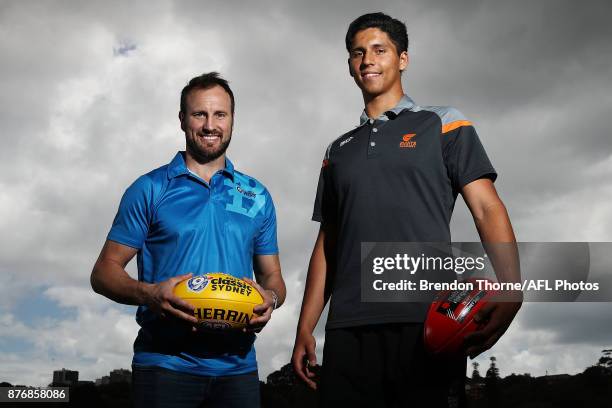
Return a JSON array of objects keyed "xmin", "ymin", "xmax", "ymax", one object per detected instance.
[
  {"xmin": 52, "ymin": 369, "xmax": 78, "ymax": 386},
  {"xmin": 95, "ymin": 376, "xmax": 110, "ymax": 386},
  {"xmin": 109, "ymin": 369, "xmax": 131, "ymax": 384},
  {"xmin": 94, "ymin": 368, "xmax": 131, "ymax": 386}
]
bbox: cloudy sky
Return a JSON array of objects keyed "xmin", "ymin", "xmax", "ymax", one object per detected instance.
[{"xmin": 1, "ymin": 0, "xmax": 611, "ymax": 386}]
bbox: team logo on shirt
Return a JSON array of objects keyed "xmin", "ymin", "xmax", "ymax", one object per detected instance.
[
  {"xmin": 236, "ymin": 184, "xmax": 257, "ymax": 198},
  {"xmin": 399, "ymin": 133, "xmax": 417, "ymax": 148},
  {"xmin": 224, "ymin": 175, "xmax": 266, "ymax": 219},
  {"xmin": 187, "ymin": 275, "xmax": 210, "ymax": 293},
  {"xmin": 339, "ymin": 136, "xmax": 354, "ymax": 147}
]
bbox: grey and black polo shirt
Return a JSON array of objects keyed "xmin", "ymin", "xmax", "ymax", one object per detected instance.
[{"xmin": 313, "ymin": 95, "xmax": 497, "ymax": 330}]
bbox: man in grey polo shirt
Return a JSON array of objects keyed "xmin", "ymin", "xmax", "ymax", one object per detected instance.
[{"xmin": 292, "ymin": 12, "xmax": 521, "ymax": 407}]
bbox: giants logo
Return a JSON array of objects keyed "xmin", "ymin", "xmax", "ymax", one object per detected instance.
[{"xmin": 399, "ymin": 133, "xmax": 416, "ymax": 148}]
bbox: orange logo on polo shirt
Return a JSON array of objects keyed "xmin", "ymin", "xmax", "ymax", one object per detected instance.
[{"xmin": 399, "ymin": 133, "xmax": 416, "ymax": 148}]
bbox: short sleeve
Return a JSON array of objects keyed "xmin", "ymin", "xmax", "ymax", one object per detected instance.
[
  {"xmin": 312, "ymin": 146, "xmax": 337, "ymax": 224},
  {"xmin": 442, "ymin": 123, "xmax": 497, "ymax": 192},
  {"xmin": 107, "ymin": 176, "xmax": 153, "ymax": 249},
  {"xmin": 254, "ymin": 191, "xmax": 279, "ymax": 255}
]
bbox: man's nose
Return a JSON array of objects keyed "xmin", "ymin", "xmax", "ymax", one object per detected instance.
[
  {"xmin": 361, "ymin": 51, "xmax": 374, "ymax": 67},
  {"xmin": 202, "ymin": 117, "xmax": 215, "ymax": 131}
]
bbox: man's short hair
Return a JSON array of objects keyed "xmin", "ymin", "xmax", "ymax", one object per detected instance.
[
  {"xmin": 345, "ymin": 12, "xmax": 408, "ymax": 55},
  {"xmin": 180, "ymin": 72, "xmax": 235, "ymax": 114}
]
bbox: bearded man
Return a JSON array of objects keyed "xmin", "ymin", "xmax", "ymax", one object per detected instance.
[{"xmin": 92, "ymin": 72, "xmax": 285, "ymax": 408}]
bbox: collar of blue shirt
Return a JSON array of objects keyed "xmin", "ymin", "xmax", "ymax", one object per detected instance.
[
  {"xmin": 166, "ymin": 151, "xmax": 235, "ymax": 181},
  {"xmin": 359, "ymin": 94, "xmax": 416, "ymax": 126}
]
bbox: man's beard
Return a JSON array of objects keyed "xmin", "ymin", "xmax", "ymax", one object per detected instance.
[{"xmin": 186, "ymin": 130, "xmax": 232, "ymax": 164}]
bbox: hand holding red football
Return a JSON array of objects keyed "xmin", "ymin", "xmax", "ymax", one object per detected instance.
[{"xmin": 464, "ymin": 300, "xmax": 522, "ymax": 358}]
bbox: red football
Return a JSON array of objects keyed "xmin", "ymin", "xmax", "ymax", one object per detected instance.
[{"xmin": 423, "ymin": 278, "xmax": 498, "ymax": 355}]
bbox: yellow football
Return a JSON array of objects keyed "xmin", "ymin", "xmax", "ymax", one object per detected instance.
[{"xmin": 173, "ymin": 273, "xmax": 263, "ymax": 330}]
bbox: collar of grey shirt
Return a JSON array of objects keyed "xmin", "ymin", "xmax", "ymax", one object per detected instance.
[{"xmin": 359, "ymin": 94, "xmax": 416, "ymax": 126}]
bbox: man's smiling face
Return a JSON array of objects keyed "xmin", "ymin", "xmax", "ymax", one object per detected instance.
[
  {"xmin": 348, "ymin": 27, "xmax": 408, "ymax": 99},
  {"xmin": 180, "ymin": 85, "xmax": 233, "ymax": 164}
]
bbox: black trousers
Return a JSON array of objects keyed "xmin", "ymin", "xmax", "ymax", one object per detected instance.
[{"xmin": 320, "ymin": 323, "xmax": 467, "ymax": 408}]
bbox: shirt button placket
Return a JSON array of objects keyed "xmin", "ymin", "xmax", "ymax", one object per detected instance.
[{"xmin": 368, "ymin": 121, "xmax": 378, "ymax": 155}]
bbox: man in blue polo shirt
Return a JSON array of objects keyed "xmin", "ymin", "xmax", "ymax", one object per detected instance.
[
  {"xmin": 292, "ymin": 13, "xmax": 521, "ymax": 407},
  {"xmin": 91, "ymin": 72, "xmax": 286, "ymax": 408}
]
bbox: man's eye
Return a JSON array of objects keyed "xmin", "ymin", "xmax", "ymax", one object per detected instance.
[
  {"xmin": 352, "ymin": 51, "xmax": 363, "ymax": 57},
  {"xmin": 376, "ymin": 48, "xmax": 385, "ymax": 54},
  {"xmin": 216, "ymin": 113, "xmax": 226, "ymax": 119}
]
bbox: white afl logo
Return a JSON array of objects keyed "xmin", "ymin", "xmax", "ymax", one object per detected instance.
[{"xmin": 187, "ymin": 275, "xmax": 209, "ymax": 292}]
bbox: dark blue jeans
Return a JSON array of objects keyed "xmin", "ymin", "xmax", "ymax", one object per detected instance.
[{"xmin": 132, "ymin": 365, "xmax": 260, "ymax": 408}]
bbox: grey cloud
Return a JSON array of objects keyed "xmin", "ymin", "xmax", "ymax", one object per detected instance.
[{"xmin": 520, "ymin": 303, "xmax": 612, "ymax": 347}]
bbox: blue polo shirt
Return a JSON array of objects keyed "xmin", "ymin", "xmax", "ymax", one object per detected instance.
[{"xmin": 107, "ymin": 151, "xmax": 278, "ymax": 376}]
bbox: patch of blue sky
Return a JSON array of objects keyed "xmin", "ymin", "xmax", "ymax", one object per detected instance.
[
  {"xmin": 113, "ymin": 41, "xmax": 137, "ymax": 56},
  {"xmin": 13, "ymin": 290, "xmax": 77, "ymax": 325},
  {"xmin": 0, "ymin": 338, "xmax": 32, "ymax": 353}
]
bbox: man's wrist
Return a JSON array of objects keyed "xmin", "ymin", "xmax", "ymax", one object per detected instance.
[
  {"xmin": 266, "ymin": 289, "xmax": 279, "ymax": 309},
  {"xmin": 296, "ymin": 324, "xmax": 314, "ymax": 336},
  {"xmin": 136, "ymin": 281, "xmax": 152, "ymax": 306}
]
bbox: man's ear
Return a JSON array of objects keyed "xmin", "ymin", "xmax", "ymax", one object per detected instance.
[
  {"xmin": 179, "ymin": 111, "xmax": 185, "ymax": 131},
  {"xmin": 399, "ymin": 51, "xmax": 409, "ymax": 72},
  {"xmin": 348, "ymin": 59, "xmax": 354, "ymax": 77}
]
